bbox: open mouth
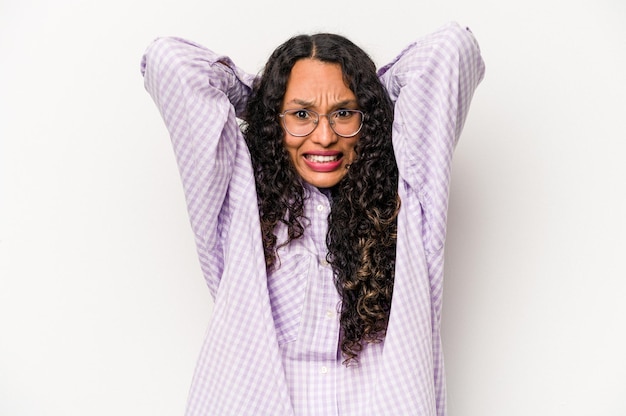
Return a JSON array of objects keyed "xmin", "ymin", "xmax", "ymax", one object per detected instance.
[
  {"xmin": 302, "ymin": 152, "xmax": 344, "ymax": 172},
  {"xmin": 304, "ymin": 154, "xmax": 342, "ymax": 163}
]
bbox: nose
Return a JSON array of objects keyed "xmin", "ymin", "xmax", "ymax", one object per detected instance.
[{"xmin": 310, "ymin": 115, "xmax": 338, "ymax": 147}]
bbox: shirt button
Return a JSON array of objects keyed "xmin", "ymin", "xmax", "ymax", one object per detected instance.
[
  {"xmin": 320, "ymin": 258, "xmax": 329, "ymax": 267},
  {"xmin": 325, "ymin": 310, "xmax": 334, "ymax": 319},
  {"xmin": 316, "ymin": 204, "xmax": 324, "ymax": 212},
  {"xmin": 320, "ymin": 366, "xmax": 328, "ymax": 374}
]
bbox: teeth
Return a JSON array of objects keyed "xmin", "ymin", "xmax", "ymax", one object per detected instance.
[{"xmin": 306, "ymin": 154, "xmax": 339, "ymax": 163}]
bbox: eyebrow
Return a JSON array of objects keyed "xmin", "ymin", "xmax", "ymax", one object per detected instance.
[{"xmin": 285, "ymin": 98, "xmax": 359, "ymax": 109}]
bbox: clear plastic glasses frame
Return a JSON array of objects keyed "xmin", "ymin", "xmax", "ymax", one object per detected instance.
[{"xmin": 279, "ymin": 109, "xmax": 364, "ymax": 138}]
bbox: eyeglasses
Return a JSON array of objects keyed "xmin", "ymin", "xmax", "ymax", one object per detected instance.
[{"xmin": 279, "ymin": 109, "xmax": 364, "ymax": 138}]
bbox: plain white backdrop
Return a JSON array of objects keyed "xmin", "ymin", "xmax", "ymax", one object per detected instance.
[{"xmin": 1, "ymin": 0, "xmax": 625, "ymax": 414}]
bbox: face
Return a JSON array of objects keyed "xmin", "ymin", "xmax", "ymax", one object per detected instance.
[{"xmin": 281, "ymin": 58, "xmax": 360, "ymax": 188}]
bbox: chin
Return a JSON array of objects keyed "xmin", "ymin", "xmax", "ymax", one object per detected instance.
[{"xmin": 303, "ymin": 174, "xmax": 343, "ymax": 189}]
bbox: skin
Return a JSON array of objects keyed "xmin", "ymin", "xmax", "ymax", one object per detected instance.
[{"xmin": 281, "ymin": 59, "xmax": 360, "ymax": 189}]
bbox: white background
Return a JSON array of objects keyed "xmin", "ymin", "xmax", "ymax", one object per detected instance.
[{"xmin": 1, "ymin": 0, "xmax": 625, "ymax": 414}]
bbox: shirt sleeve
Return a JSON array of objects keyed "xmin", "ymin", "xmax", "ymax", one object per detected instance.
[
  {"xmin": 378, "ymin": 22, "xmax": 485, "ymax": 255},
  {"xmin": 141, "ymin": 37, "xmax": 255, "ymax": 295}
]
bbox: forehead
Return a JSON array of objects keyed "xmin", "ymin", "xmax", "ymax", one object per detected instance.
[{"xmin": 283, "ymin": 59, "xmax": 355, "ymax": 104}]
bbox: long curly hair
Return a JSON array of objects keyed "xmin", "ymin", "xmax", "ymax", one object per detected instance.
[{"xmin": 242, "ymin": 33, "xmax": 399, "ymax": 364}]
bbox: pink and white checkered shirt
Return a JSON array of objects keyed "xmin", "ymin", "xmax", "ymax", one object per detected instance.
[{"xmin": 141, "ymin": 22, "xmax": 484, "ymax": 416}]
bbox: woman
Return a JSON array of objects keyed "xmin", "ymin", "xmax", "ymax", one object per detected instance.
[{"xmin": 142, "ymin": 22, "xmax": 484, "ymax": 416}]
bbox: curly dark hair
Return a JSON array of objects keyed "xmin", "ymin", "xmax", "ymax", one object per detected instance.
[{"xmin": 242, "ymin": 33, "xmax": 399, "ymax": 365}]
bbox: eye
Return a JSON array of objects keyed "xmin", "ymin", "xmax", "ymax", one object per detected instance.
[
  {"xmin": 291, "ymin": 109, "xmax": 311, "ymax": 120},
  {"xmin": 334, "ymin": 109, "xmax": 354, "ymax": 119}
]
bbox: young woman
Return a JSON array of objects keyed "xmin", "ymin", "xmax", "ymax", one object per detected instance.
[{"xmin": 142, "ymin": 22, "xmax": 484, "ymax": 415}]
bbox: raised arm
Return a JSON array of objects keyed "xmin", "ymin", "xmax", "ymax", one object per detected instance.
[
  {"xmin": 378, "ymin": 22, "xmax": 485, "ymax": 255},
  {"xmin": 141, "ymin": 37, "xmax": 255, "ymax": 296},
  {"xmin": 142, "ymin": 37, "xmax": 254, "ymax": 118}
]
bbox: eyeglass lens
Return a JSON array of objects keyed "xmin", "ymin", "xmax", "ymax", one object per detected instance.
[{"xmin": 281, "ymin": 109, "xmax": 363, "ymax": 137}]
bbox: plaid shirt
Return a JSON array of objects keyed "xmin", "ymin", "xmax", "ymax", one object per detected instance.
[{"xmin": 141, "ymin": 22, "xmax": 485, "ymax": 416}]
